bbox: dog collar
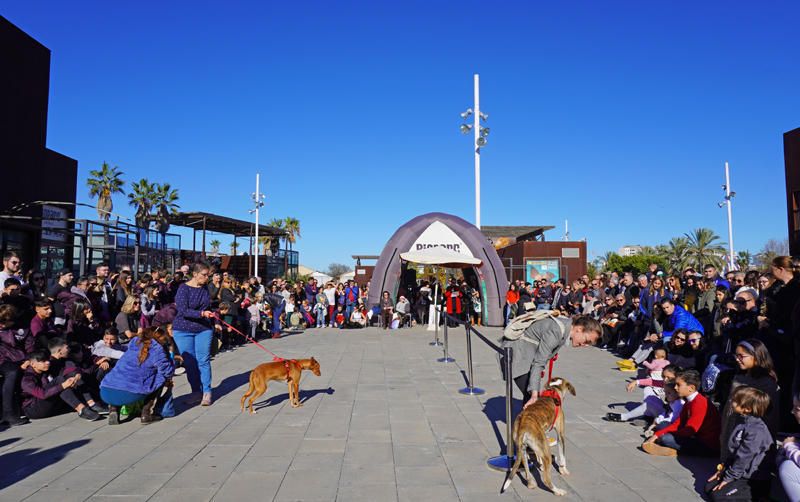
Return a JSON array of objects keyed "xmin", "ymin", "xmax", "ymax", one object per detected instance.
[{"xmin": 539, "ymin": 388, "xmax": 562, "ymax": 431}]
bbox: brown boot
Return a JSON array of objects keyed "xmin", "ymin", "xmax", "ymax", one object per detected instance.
[{"xmin": 140, "ymin": 396, "xmax": 163, "ymax": 424}]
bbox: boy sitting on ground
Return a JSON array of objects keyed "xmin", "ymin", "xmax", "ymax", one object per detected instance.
[
  {"xmin": 21, "ymin": 350, "xmax": 107, "ymax": 421},
  {"xmin": 91, "ymin": 328, "xmax": 127, "ymax": 381},
  {"xmin": 643, "ymin": 369, "xmax": 721, "ymax": 457}
]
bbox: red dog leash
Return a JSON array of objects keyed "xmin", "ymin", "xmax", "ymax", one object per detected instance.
[{"xmin": 212, "ymin": 313, "xmax": 294, "ymax": 366}]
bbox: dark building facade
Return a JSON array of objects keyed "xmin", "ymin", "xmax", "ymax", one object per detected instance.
[
  {"xmin": 785, "ymin": 128, "xmax": 800, "ymax": 256},
  {"xmin": 0, "ymin": 16, "xmax": 78, "ymax": 277}
]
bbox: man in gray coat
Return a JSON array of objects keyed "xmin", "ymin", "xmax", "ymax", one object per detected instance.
[{"xmin": 502, "ymin": 314, "xmax": 602, "ymax": 409}]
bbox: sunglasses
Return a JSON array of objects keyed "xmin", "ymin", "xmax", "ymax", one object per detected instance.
[
  {"xmin": 688, "ymin": 338, "xmax": 701, "ymax": 344},
  {"xmin": 675, "ymin": 337, "xmax": 686, "ymax": 342}
]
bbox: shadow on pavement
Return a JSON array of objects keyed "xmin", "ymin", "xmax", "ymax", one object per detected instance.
[
  {"xmin": 676, "ymin": 454, "xmax": 717, "ymax": 496},
  {"xmin": 0, "ymin": 439, "xmax": 91, "ymax": 489},
  {"xmin": 253, "ymin": 387, "xmax": 335, "ymax": 411}
]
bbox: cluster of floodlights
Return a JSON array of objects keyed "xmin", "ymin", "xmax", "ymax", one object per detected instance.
[
  {"xmin": 718, "ymin": 184, "xmax": 736, "ymax": 208},
  {"xmin": 459, "ymin": 108, "xmax": 490, "ymax": 147}
]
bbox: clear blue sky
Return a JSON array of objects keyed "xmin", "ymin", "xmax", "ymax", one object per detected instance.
[{"xmin": 6, "ymin": 2, "xmax": 799, "ymax": 271}]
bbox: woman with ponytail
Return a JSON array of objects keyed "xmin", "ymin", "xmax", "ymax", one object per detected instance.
[{"xmin": 100, "ymin": 326, "xmax": 174, "ymax": 425}]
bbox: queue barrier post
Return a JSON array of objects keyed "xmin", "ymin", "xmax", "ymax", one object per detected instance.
[
  {"xmin": 437, "ymin": 313, "xmax": 455, "ymax": 363},
  {"xmin": 487, "ymin": 345, "xmax": 515, "ymax": 471},
  {"xmin": 458, "ymin": 320, "xmax": 484, "ymax": 395},
  {"xmin": 430, "ymin": 305, "xmax": 442, "ymax": 347}
]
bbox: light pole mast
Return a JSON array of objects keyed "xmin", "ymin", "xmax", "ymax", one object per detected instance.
[
  {"xmin": 473, "ymin": 74, "xmax": 481, "ymax": 229},
  {"xmin": 723, "ymin": 162, "xmax": 735, "ymax": 270},
  {"xmin": 251, "ymin": 173, "xmax": 265, "ymax": 279},
  {"xmin": 460, "ymin": 74, "xmax": 489, "ymax": 229}
]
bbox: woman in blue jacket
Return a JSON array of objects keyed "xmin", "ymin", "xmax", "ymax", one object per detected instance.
[{"xmin": 100, "ymin": 326, "xmax": 174, "ymax": 425}]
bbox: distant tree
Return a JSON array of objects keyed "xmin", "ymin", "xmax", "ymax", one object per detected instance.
[
  {"xmin": 284, "ymin": 217, "xmax": 301, "ymax": 251},
  {"xmin": 230, "ymin": 241, "xmax": 239, "ymax": 256},
  {"xmin": 127, "ymin": 178, "xmax": 157, "ymax": 229},
  {"xmin": 326, "ymin": 263, "xmax": 352, "ymax": 278},
  {"xmin": 209, "ymin": 239, "xmax": 221, "ymax": 254},
  {"xmin": 586, "ymin": 261, "xmax": 598, "ymax": 279},
  {"xmin": 736, "ymin": 250, "xmax": 752, "ymax": 271},
  {"xmin": 685, "ymin": 228, "xmax": 726, "ymax": 271},
  {"xmin": 87, "ymin": 162, "xmax": 125, "ymax": 220},
  {"xmin": 605, "ymin": 253, "xmax": 667, "ymax": 277},
  {"xmin": 658, "ymin": 237, "xmax": 690, "ymax": 273},
  {"xmin": 152, "ymin": 183, "xmax": 180, "ymax": 235},
  {"xmin": 755, "ymin": 238, "xmax": 790, "ymax": 269}
]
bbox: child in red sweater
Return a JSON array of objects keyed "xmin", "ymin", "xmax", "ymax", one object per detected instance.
[{"xmin": 643, "ymin": 369, "xmax": 721, "ymax": 457}]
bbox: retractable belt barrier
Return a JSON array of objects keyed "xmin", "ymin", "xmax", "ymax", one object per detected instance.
[{"xmin": 436, "ymin": 312, "xmax": 515, "ymax": 472}]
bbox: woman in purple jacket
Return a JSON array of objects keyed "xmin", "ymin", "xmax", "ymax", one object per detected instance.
[
  {"xmin": 100, "ymin": 326, "xmax": 174, "ymax": 424},
  {"xmin": 172, "ymin": 263, "xmax": 215, "ymax": 406},
  {"xmin": 0, "ymin": 305, "xmax": 34, "ymax": 426}
]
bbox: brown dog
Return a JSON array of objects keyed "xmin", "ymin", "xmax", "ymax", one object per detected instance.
[
  {"xmin": 240, "ymin": 357, "xmax": 321, "ymax": 413},
  {"xmin": 502, "ymin": 376, "xmax": 576, "ymax": 496}
]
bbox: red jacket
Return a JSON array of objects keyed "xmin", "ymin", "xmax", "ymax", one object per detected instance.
[
  {"xmin": 445, "ymin": 288, "xmax": 462, "ymax": 314},
  {"xmin": 655, "ymin": 392, "xmax": 720, "ymax": 451}
]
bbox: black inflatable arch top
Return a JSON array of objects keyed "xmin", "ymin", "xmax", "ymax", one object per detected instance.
[{"xmin": 367, "ymin": 212, "xmax": 508, "ymax": 326}]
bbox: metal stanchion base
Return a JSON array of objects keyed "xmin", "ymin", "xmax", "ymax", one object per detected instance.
[
  {"xmin": 459, "ymin": 386, "xmax": 485, "ymax": 395},
  {"xmin": 437, "ymin": 356, "xmax": 455, "ymax": 363},
  {"xmin": 487, "ymin": 454, "xmax": 514, "ymax": 471},
  {"xmin": 429, "ymin": 340, "xmax": 443, "ymax": 347}
]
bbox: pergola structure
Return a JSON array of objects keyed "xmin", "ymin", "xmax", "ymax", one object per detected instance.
[{"xmin": 168, "ymin": 211, "xmax": 287, "ymax": 254}]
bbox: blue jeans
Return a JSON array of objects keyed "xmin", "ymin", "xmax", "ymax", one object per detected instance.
[
  {"xmin": 779, "ymin": 456, "xmax": 800, "ymax": 502},
  {"xmin": 345, "ymin": 304, "xmax": 355, "ymax": 321},
  {"xmin": 272, "ymin": 303, "xmax": 284, "ymax": 335},
  {"xmin": 100, "ymin": 387, "xmax": 150, "ymax": 406},
  {"xmin": 657, "ymin": 433, "xmax": 714, "ymax": 456},
  {"xmin": 172, "ymin": 329, "xmax": 213, "ymax": 393}
]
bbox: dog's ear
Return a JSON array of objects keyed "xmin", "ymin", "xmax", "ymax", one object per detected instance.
[
  {"xmin": 310, "ymin": 357, "xmax": 317, "ymax": 363},
  {"xmin": 565, "ymin": 380, "xmax": 576, "ymax": 396}
]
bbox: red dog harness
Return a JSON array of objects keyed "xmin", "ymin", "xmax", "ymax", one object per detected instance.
[
  {"xmin": 538, "ymin": 388, "xmax": 562, "ymax": 432},
  {"xmin": 276, "ymin": 358, "xmax": 300, "ymax": 379}
]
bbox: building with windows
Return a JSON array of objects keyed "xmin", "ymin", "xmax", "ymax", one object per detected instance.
[
  {"xmin": 0, "ymin": 16, "xmax": 78, "ymax": 278},
  {"xmin": 618, "ymin": 245, "xmax": 643, "ymax": 257}
]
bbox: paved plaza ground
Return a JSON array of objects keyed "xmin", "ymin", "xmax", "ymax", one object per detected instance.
[{"xmin": 0, "ymin": 324, "xmax": 721, "ymax": 501}]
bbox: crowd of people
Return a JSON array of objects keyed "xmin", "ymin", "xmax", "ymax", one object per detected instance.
[
  {"xmin": 0, "ymin": 251, "xmax": 385, "ymax": 428},
  {"xmin": 8, "ymin": 246, "xmax": 800, "ymax": 499},
  {"xmin": 504, "ymin": 259, "xmax": 800, "ymax": 501}
]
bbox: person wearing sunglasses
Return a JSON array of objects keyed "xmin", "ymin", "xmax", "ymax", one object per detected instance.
[
  {"xmin": 0, "ymin": 251, "xmax": 23, "ymax": 286},
  {"xmin": 114, "ymin": 295, "xmax": 142, "ymax": 342}
]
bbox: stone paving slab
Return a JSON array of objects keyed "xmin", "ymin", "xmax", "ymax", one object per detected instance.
[{"xmin": 0, "ymin": 324, "xmax": 730, "ymax": 500}]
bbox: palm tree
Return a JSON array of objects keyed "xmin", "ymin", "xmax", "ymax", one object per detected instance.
[
  {"xmin": 662, "ymin": 237, "xmax": 690, "ymax": 273},
  {"xmin": 684, "ymin": 228, "xmax": 726, "ymax": 271},
  {"xmin": 209, "ymin": 239, "xmax": 221, "ymax": 254},
  {"xmin": 127, "ymin": 178, "xmax": 157, "ymax": 229},
  {"xmin": 87, "ymin": 162, "xmax": 125, "ymax": 220},
  {"xmin": 736, "ymin": 250, "xmax": 752, "ymax": 271},
  {"xmin": 152, "ymin": 183, "xmax": 180, "ymax": 235},
  {"xmin": 268, "ymin": 218, "xmax": 285, "ymax": 248},
  {"xmin": 284, "ymin": 217, "xmax": 301, "ymax": 251},
  {"xmin": 258, "ymin": 235, "xmax": 273, "ymax": 255},
  {"xmin": 230, "ymin": 241, "xmax": 239, "ymax": 256}
]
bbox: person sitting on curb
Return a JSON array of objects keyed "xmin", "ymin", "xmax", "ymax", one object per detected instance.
[{"xmin": 100, "ymin": 326, "xmax": 175, "ymax": 425}]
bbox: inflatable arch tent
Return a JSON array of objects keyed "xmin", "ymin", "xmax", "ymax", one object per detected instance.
[{"xmin": 367, "ymin": 212, "xmax": 509, "ymax": 326}]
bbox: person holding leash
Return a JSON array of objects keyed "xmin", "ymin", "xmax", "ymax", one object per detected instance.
[{"xmin": 501, "ymin": 306, "xmax": 602, "ymax": 409}]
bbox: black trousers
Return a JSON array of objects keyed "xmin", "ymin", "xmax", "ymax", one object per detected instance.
[
  {"xmin": 704, "ymin": 478, "xmax": 769, "ymax": 501},
  {"xmin": 23, "ymin": 376, "xmax": 94, "ymax": 420},
  {"xmin": 0, "ymin": 361, "xmax": 22, "ymax": 419},
  {"xmin": 514, "ymin": 373, "xmax": 532, "ymax": 404}
]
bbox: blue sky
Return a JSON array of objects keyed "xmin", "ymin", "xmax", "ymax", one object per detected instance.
[{"xmin": 6, "ymin": 1, "xmax": 799, "ymax": 271}]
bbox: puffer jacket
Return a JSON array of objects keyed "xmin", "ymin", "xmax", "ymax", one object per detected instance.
[{"xmin": 662, "ymin": 305, "xmax": 704, "ymax": 341}]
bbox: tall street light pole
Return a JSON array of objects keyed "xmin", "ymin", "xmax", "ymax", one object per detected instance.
[
  {"xmin": 719, "ymin": 162, "xmax": 736, "ymax": 270},
  {"xmin": 460, "ymin": 74, "xmax": 489, "ymax": 229},
  {"xmin": 250, "ymin": 173, "xmax": 265, "ymax": 279}
]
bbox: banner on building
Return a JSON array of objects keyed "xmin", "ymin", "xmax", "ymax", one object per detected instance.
[{"xmin": 526, "ymin": 258, "xmax": 560, "ymax": 283}]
